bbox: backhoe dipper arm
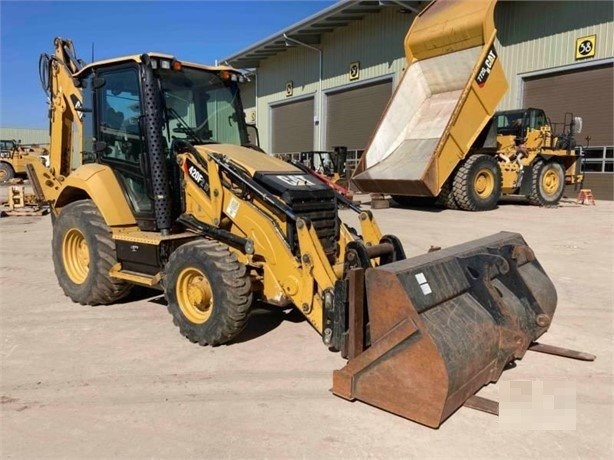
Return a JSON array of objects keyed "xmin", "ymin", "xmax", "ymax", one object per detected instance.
[{"xmin": 40, "ymin": 37, "xmax": 85, "ymax": 182}]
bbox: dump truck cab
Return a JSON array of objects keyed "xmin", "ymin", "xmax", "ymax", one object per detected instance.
[
  {"xmin": 0, "ymin": 139, "xmax": 18, "ymax": 155},
  {"xmin": 496, "ymin": 108, "xmax": 548, "ymax": 138}
]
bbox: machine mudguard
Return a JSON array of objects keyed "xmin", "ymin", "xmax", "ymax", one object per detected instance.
[{"xmin": 55, "ymin": 164, "xmax": 136, "ymax": 227}]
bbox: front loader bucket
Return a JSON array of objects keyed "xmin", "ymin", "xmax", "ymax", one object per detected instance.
[{"xmin": 332, "ymin": 232, "xmax": 556, "ymax": 428}]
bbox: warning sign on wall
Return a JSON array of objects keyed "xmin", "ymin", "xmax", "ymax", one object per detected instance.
[
  {"xmin": 575, "ymin": 35, "xmax": 596, "ymax": 60},
  {"xmin": 349, "ymin": 61, "xmax": 360, "ymax": 81}
]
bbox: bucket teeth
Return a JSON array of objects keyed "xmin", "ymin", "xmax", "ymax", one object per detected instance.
[{"xmin": 332, "ymin": 231, "xmax": 556, "ymax": 428}]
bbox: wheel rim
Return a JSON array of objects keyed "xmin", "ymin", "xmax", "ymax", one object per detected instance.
[
  {"xmin": 63, "ymin": 228, "xmax": 90, "ymax": 284},
  {"xmin": 0, "ymin": 168, "xmax": 8, "ymax": 182},
  {"xmin": 542, "ymin": 168, "xmax": 561, "ymax": 196},
  {"xmin": 176, "ymin": 267, "xmax": 214, "ymax": 324},
  {"xmin": 473, "ymin": 168, "xmax": 495, "ymax": 199}
]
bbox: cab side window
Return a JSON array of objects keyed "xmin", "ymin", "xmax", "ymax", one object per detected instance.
[
  {"xmin": 96, "ymin": 66, "xmax": 154, "ymax": 219},
  {"xmin": 98, "ymin": 68, "xmax": 144, "ymax": 164}
]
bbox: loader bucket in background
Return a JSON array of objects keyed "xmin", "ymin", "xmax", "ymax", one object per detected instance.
[{"xmin": 332, "ymin": 232, "xmax": 557, "ymax": 428}]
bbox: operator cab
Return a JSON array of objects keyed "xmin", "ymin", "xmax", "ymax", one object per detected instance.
[
  {"xmin": 78, "ymin": 54, "xmax": 249, "ymax": 231},
  {"xmin": 495, "ymin": 108, "xmax": 548, "ymax": 137}
]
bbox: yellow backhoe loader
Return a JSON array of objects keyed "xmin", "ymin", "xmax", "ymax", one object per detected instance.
[
  {"xmin": 352, "ymin": 1, "xmax": 583, "ymax": 211},
  {"xmin": 29, "ymin": 0, "xmax": 592, "ymax": 428}
]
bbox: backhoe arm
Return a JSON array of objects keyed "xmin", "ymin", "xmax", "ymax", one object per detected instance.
[{"xmin": 36, "ymin": 37, "xmax": 86, "ymax": 201}]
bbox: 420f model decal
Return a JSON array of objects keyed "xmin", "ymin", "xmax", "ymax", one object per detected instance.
[
  {"xmin": 475, "ymin": 45, "xmax": 498, "ymax": 88},
  {"xmin": 185, "ymin": 159, "xmax": 210, "ymax": 193}
]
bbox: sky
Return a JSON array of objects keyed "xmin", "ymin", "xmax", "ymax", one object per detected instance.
[{"xmin": 0, "ymin": 0, "xmax": 336, "ymax": 129}]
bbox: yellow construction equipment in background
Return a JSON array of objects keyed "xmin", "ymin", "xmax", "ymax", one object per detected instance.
[
  {"xmin": 0, "ymin": 139, "xmax": 48, "ymax": 184},
  {"xmin": 352, "ymin": 0, "xmax": 583, "ymax": 210}
]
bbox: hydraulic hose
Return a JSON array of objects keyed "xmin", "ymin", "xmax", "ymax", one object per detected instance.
[{"xmin": 38, "ymin": 53, "xmax": 52, "ymax": 97}]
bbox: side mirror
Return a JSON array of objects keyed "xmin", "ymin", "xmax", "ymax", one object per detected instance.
[
  {"xmin": 246, "ymin": 123, "xmax": 260, "ymax": 148},
  {"xmin": 572, "ymin": 117, "xmax": 583, "ymax": 135},
  {"xmin": 94, "ymin": 140, "xmax": 107, "ymax": 153},
  {"xmin": 92, "ymin": 77, "xmax": 106, "ymax": 89}
]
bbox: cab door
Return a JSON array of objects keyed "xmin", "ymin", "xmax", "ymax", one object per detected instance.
[{"xmin": 94, "ymin": 65, "xmax": 156, "ymax": 230}]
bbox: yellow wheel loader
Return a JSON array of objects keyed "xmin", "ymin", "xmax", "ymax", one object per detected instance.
[
  {"xmin": 0, "ymin": 139, "xmax": 47, "ymax": 183},
  {"xmin": 30, "ymin": 0, "xmax": 593, "ymax": 429},
  {"xmin": 352, "ymin": 1, "xmax": 583, "ymax": 211}
]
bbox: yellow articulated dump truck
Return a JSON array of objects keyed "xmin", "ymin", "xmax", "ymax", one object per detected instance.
[
  {"xmin": 30, "ymin": 0, "xmax": 592, "ymax": 429},
  {"xmin": 352, "ymin": 0, "xmax": 583, "ymax": 211}
]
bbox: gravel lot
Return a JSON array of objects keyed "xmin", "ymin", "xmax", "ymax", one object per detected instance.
[{"xmin": 1, "ymin": 188, "xmax": 612, "ymax": 458}]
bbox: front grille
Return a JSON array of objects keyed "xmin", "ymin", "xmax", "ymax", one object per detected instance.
[{"xmin": 284, "ymin": 189, "xmax": 339, "ymax": 257}]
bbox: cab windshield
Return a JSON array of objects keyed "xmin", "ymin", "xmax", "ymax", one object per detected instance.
[{"xmin": 157, "ymin": 67, "xmax": 246, "ymax": 147}]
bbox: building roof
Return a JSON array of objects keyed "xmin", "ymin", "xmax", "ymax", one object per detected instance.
[{"xmin": 221, "ymin": 0, "xmax": 424, "ymax": 69}]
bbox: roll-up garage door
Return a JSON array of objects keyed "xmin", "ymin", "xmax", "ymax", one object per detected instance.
[
  {"xmin": 326, "ymin": 79, "xmax": 392, "ymax": 150},
  {"xmin": 271, "ymin": 97, "xmax": 314, "ymax": 154},
  {"xmin": 524, "ymin": 63, "xmax": 614, "ymax": 200},
  {"xmin": 522, "ymin": 63, "xmax": 613, "ymax": 146}
]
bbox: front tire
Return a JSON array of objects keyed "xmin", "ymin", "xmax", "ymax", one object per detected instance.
[
  {"xmin": 52, "ymin": 200, "xmax": 132, "ymax": 305},
  {"xmin": 165, "ymin": 240, "xmax": 252, "ymax": 346},
  {"xmin": 0, "ymin": 162, "xmax": 15, "ymax": 183},
  {"xmin": 528, "ymin": 160, "xmax": 565, "ymax": 206},
  {"xmin": 453, "ymin": 154, "xmax": 502, "ymax": 211}
]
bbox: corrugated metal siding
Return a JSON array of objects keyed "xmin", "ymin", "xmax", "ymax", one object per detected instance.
[
  {"xmin": 320, "ymin": 7, "xmax": 409, "ymax": 90},
  {"xmin": 523, "ymin": 63, "xmax": 613, "ymax": 145},
  {"xmin": 495, "ymin": 1, "xmax": 614, "ymax": 109},
  {"xmin": 0, "ymin": 128, "xmax": 49, "ymax": 145},
  {"xmin": 239, "ymin": 1, "xmax": 612, "ymax": 152},
  {"xmin": 254, "ymin": 6, "xmax": 412, "ymax": 151}
]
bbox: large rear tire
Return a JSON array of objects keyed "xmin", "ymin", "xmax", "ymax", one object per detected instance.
[
  {"xmin": 52, "ymin": 200, "xmax": 132, "ymax": 305},
  {"xmin": 528, "ymin": 160, "xmax": 565, "ymax": 206},
  {"xmin": 165, "ymin": 240, "xmax": 252, "ymax": 346},
  {"xmin": 453, "ymin": 154, "xmax": 502, "ymax": 211},
  {"xmin": 437, "ymin": 181, "xmax": 459, "ymax": 209},
  {"xmin": 0, "ymin": 162, "xmax": 15, "ymax": 184}
]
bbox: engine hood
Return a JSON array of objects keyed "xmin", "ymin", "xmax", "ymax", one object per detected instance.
[
  {"xmin": 194, "ymin": 143, "xmax": 298, "ymax": 177},
  {"xmin": 193, "ymin": 143, "xmax": 333, "ymax": 197}
]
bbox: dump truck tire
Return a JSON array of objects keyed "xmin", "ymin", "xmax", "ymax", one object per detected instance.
[
  {"xmin": 453, "ymin": 154, "xmax": 501, "ymax": 211},
  {"xmin": 165, "ymin": 240, "xmax": 252, "ymax": 346},
  {"xmin": 437, "ymin": 181, "xmax": 459, "ymax": 209},
  {"xmin": 0, "ymin": 162, "xmax": 15, "ymax": 184},
  {"xmin": 528, "ymin": 160, "xmax": 565, "ymax": 206},
  {"xmin": 52, "ymin": 200, "xmax": 132, "ymax": 305}
]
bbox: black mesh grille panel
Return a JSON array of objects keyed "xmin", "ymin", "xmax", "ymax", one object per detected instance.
[{"xmin": 286, "ymin": 191, "xmax": 338, "ymax": 256}]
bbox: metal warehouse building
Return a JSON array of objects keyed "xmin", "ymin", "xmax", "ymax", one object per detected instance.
[
  {"xmin": 223, "ymin": 0, "xmax": 614, "ymax": 200},
  {"xmin": 0, "ymin": 128, "xmax": 49, "ymax": 146}
]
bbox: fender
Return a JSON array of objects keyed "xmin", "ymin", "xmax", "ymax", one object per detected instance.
[
  {"xmin": 55, "ymin": 163, "xmax": 137, "ymax": 227},
  {"xmin": 518, "ymin": 162, "xmax": 536, "ymax": 196}
]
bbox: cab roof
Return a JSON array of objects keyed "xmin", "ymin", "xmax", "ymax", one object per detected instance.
[{"xmin": 74, "ymin": 52, "xmax": 239, "ymax": 78}]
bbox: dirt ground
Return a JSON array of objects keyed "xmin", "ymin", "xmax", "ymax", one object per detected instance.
[{"xmin": 1, "ymin": 188, "xmax": 612, "ymax": 459}]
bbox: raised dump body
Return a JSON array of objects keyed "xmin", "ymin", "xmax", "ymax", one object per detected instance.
[{"xmin": 352, "ymin": 0, "xmax": 507, "ymax": 197}]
